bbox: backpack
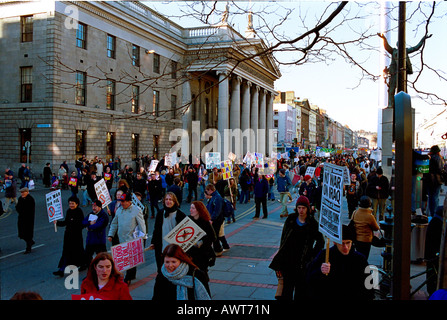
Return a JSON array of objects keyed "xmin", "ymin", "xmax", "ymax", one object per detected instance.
[{"xmin": 222, "ymin": 199, "xmax": 235, "ymax": 218}]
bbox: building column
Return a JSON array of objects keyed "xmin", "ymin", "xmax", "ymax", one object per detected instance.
[
  {"xmin": 241, "ymin": 80, "xmax": 251, "ymax": 157},
  {"xmin": 250, "ymin": 85, "xmax": 259, "ymax": 153},
  {"xmin": 230, "ymin": 75, "xmax": 242, "ymax": 157},
  {"xmin": 181, "ymin": 76, "xmax": 192, "ymax": 162},
  {"xmin": 266, "ymin": 92, "xmax": 274, "ymax": 157},
  {"xmin": 258, "ymin": 88, "xmax": 266, "ymax": 154},
  {"xmin": 217, "ymin": 71, "xmax": 229, "ymax": 160}
]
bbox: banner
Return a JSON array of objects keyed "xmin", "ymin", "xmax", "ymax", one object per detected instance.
[
  {"xmin": 68, "ymin": 177, "xmax": 77, "ymax": 186},
  {"xmin": 318, "ymin": 163, "xmax": 343, "ymax": 243},
  {"xmin": 205, "ymin": 152, "xmax": 221, "ymax": 169},
  {"xmin": 305, "ymin": 166, "xmax": 316, "ymax": 178},
  {"xmin": 111, "ymin": 238, "xmax": 145, "ymax": 272},
  {"xmin": 94, "ymin": 179, "xmax": 112, "ymax": 208},
  {"xmin": 46, "ymin": 189, "xmax": 64, "ymax": 223},
  {"xmin": 163, "ymin": 217, "xmax": 206, "ymax": 252}
]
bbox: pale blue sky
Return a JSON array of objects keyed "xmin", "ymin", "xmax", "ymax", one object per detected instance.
[{"xmin": 144, "ymin": 1, "xmax": 447, "ymax": 133}]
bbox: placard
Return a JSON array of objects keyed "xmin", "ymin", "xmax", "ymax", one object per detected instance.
[
  {"xmin": 163, "ymin": 217, "xmax": 206, "ymax": 252},
  {"xmin": 221, "ymin": 160, "xmax": 233, "ymax": 180},
  {"xmin": 205, "ymin": 152, "xmax": 221, "ymax": 169},
  {"xmin": 111, "ymin": 238, "xmax": 145, "ymax": 272},
  {"xmin": 94, "ymin": 179, "xmax": 112, "ymax": 208},
  {"xmin": 46, "ymin": 189, "xmax": 64, "ymax": 223},
  {"xmin": 318, "ymin": 163, "xmax": 343, "ymax": 243}
]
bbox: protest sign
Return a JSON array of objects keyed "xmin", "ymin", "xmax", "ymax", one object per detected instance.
[
  {"xmin": 68, "ymin": 177, "xmax": 77, "ymax": 187},
  {"xmin": 46, "ymin": 189, "xmax": 63, "ymax": 232},
  {"xmin": 148, "ymin": 160, "xmax": 159, "ymax": 172},
  {"xmin": 221, "ymin": 160, "xmax": 233, "ymax": 180},
  {"xmin": 305, "ymin": 166, "xmax": 316, "ymax": 178},
  {"xmin": 111, "ymin": 237, "xmax": 145, "ymax": 272},
  {"xmin": 164, "ymin": 152, "xmax": 177, "ymax": 167},
  {"xmin": 163, "ymin": 217, "xmax": 206, "ymax": 252},
  {"xmin": 94, "ymin": 179, "xmax": 112, "ymax": 208},
  {"xmin": 131, "ymin": 192, "xmax": 145, "ymax": 213},
  {"xmin": 319, "ymin": 163, "xmax": 343, "ymax": 244},
  {"xmin": 205, "ymin": 152, "xmax": 221, "ymax": 169}
]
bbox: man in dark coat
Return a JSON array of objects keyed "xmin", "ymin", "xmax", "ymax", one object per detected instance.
[
  {"xmin": 15, "ymin": 187, "xmax": 35, "ymax": 253},
  {"xmin": 366, "ymin": 167, "xmax": 389, "ymax": 221},
  {"xmin": 43, "ymin": 163, "xmax": 52, "ymax": 188},
  {"xmin": 186, "ymin": 167, "xmax": 198, "ymax": 203}
]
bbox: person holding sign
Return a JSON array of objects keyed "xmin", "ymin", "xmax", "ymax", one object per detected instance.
[
  {"xmin": 306, "ymin": 225, "xmax": 374, "ymax": 300},
  {"xmin": 107, "ymin": 191, "xmax": 146, "ymax": 285},
  {"xmin": 148, "ymin": 192, "xmax": 187, "ymax": 272},
  {"xmin": 269, "ymin": 196, "xmax": 324, "ymax": 300},
  {"xmin": 16, "ymin": 187, "xmax": 35, "ymax": 254},
  {"xmin": 187, "ymin": 201, "xmax": 217, "ymax": 294},
  {"xmin": 152, "ymin": 244, "xmax": 210, "ymax": 300},
  {"xmin": 82, "ymin": 199, "xmax": 109, "ymax": 268},
  {"xmin": 53, "ymin": 196, "xmax": 86, "ymax": 276},
  {"xmin": 80, "ymin": 252, "xmax": 132, "ymax": 300}
]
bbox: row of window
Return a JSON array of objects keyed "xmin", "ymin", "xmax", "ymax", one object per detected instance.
[
  {"xmin": 21, "ymin": 14, "xmax": 175, "ymax": 76},
  {"xmin": 19, "ymin": 129, "xmax": 156, "ymax": 163},
  {"xmin": 20, "ymin": 66, "xmax": 178, "ymax": 118}
]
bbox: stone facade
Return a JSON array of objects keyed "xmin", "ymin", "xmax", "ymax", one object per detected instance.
[{"xmin": 0, "ymin": 1, "xmax": 280, "ymax": 177}]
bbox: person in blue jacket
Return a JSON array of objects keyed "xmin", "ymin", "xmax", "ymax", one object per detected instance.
[
  {"xmin": 277, "ymin": 169, "xmax": 292, "ymax": 218},
  {"xmin": 82, "ymin": 199, "xmax": 109, "ymax": 268},
  {"xmin": 205, "ymin": 184, "xmax": 224, "ymax": 256}
]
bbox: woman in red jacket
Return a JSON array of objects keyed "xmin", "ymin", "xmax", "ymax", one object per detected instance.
[{"xmin": 80, "ymin": 252, "xmax": 132, "ymax": 300}]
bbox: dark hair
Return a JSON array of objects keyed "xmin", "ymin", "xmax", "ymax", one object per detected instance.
[
  {"xmin": 359, "ymin": 196, "xmax": 372, "ymax": 208},
  {"xmin": 93, "ymin": 199, "xmax": 103, "ymax": 207},
  {"xmin": 68, "ymin": 196, "xmax": 80, "ymax": 205},
  {"xmin": 10, "ymin": 291, "xmax": 43, "ymax": 300},
  {"xmin": 85, "ymin": 252, "xmax": 122, "ymax": 289}
]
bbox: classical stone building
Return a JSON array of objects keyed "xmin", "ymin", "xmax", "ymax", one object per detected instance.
[{"xmin": 0, "ymin": 1, "xmax": 280, "ymax": 176}]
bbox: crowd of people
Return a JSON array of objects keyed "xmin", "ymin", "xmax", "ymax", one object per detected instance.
[{"xmin": 1, "ymin": 143, "xmax": 445, "ymax": 300}]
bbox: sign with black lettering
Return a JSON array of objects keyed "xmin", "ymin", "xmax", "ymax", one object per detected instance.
[{"xmin": 319, "ymin": 163, "xmax": 343, "ymax": 243}]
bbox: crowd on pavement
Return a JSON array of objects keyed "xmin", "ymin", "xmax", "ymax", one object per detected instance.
[{"xmin": 1, "ymin": 143, "xmax": 446, "ymax": 301}]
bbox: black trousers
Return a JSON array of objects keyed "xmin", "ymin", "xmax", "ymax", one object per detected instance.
[{"xmin": 254, "ymin": 196, "xmax": 268, "ymax": 218}]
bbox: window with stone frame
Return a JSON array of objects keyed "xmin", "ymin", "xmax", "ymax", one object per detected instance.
[{"xmin": 21, "ymin": 15, "xmax": 33, "ymax": 42}]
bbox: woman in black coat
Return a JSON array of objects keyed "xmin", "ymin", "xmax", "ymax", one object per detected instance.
[
  {"xmin": 186, "ymin": 201, "xmax": 217, "ymax": 294},
  {"xmin": 53, "ymin": 196, "xmax": 86, "ymax": 276},
  {"xmin": 148, "ymin": 192, "xmax": 186, "ymax": 272},
  {"xmin": 152, "ymin": 244, "xmax": 211, "ymax": 300}
]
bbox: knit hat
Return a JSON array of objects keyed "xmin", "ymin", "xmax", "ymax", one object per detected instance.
[
  {"xmin": 296, "ymin": 195, "xmax": 311, "ymax": 213},
  {"xmin": 304, "ymin": 174, "xmax": 312, "ymax": 181},
  {"xmin": 342, "ymin": 224, "xmax": 356, "ymax": 241},
  {"xmin": 430, "ymin": 145, "xmax": 441, "ymax": 154}
]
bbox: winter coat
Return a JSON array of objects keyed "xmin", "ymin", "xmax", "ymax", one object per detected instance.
[
  {"xmin": 254, "ymin": 178, "xmax": 269, "ymax": 198},
  {"xmin": 108, "ymin": 204, "xmax": 146, "ymax": 243},
  {"xmin": 16, "ymin": 193, "xmax": 35, "ymax": 241},
  {"xmin": 81, "ymin": 275, "xmax": 132, "ymax": 300},
  {"xmin": 269, "ymin": 213, "xmax": 324, "ymax": 272},
  {"xmin": 186, "ymin": 216, "xmax": 217, "ymax": 272},
  {"xmin": 82, "ymin": 209, "xmax": 109, "ymax": 245},
  {"xmin": 276, "ymin": 174, "xmax": 291, "ymax": 193},
  {"xmin": 56, "ymin": 207, "xmax": 85, "ymax": 268}
]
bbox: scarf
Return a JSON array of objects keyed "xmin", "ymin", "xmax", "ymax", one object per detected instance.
[
  {"xmin": 164, "ymin": 205, "xmax": 178, "ymax": 218},
  {"xmin": 161, "ymin": 262, "xmax": 211, "ymax": 300}
]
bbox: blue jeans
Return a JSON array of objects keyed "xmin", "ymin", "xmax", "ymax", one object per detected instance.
[
  {"xmin": 239, "ymin": 189, "xmax": 249, "ymax": 204},
  {"xmin": 428, "ymin": 184, "xmax": 441, "ymax": 217},
  {"xmin": 268, "ymin": 185, "xmax": 275, "ymax": 200}
]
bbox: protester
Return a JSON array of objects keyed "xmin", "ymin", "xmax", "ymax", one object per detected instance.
[
  {"xmin": 187, "ymin": 201, "xmax": 217, "ymax": 294},
  {"xmin": 351, "ymin": 196, "xmax": 380, "ymax": 260},
  {"xmin": 269, "ymin": 196, "xmax": 324, "ymax": 300},
  {"xmin": 4, "ymin": 172, "xmax": 17, "ymax": 212},
  {"xmin": 345, "ymin": 172, "xmax": 362, "ymax": 219},
  {"xmin": 152, "ymin": 244, "xmax": 211, "ymax": 300},
  {"xmin": 366, "ymin": 167, "xmax": 389, "ymax": 222},
  {"xmin": 107, "ymin": 191, "xmax": 146, "ymax": 285},
  {"xmin": 277, "ymin": 169, "xmax": 292, "ymax": 218},
  {"xmin": 427, "ymin": 145, "xmax": 445, "ymax": 216},
  {"xmin": 148, "ymin": 192, "xmax": 187, "ymax": 272},
  {"xmin": 80, "ymin": 252, "xmax": 132, "ymax": 300},
  {"xmin": 204, "ymin": 184, "xmax": 225, "ymax": 256},
  {"xmin": 43, "ymin": 162, "xmax": 52, "ymax": 188},
  {"xmin": 306, "ymin": 224, "xmax": 374, "ymax": 300},
  {"xmin": 53, "ymin": 196, "xmax": 86, "ymax": 276},
  {"xmin": 15, "ymin": 187, "xmax": 35, "ymax": 254},
  {"xmin": 253, "ymin": 174, "xmax": 269, "ymax": 219},
  {"xmin": 82, "ymin": 199, "xmax": 109, "ymax": 267}
]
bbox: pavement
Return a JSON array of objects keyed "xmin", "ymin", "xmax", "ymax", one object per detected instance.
[{"xmin": 1, "ymin": 180, "xmax": 445, "ymax": 304}]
